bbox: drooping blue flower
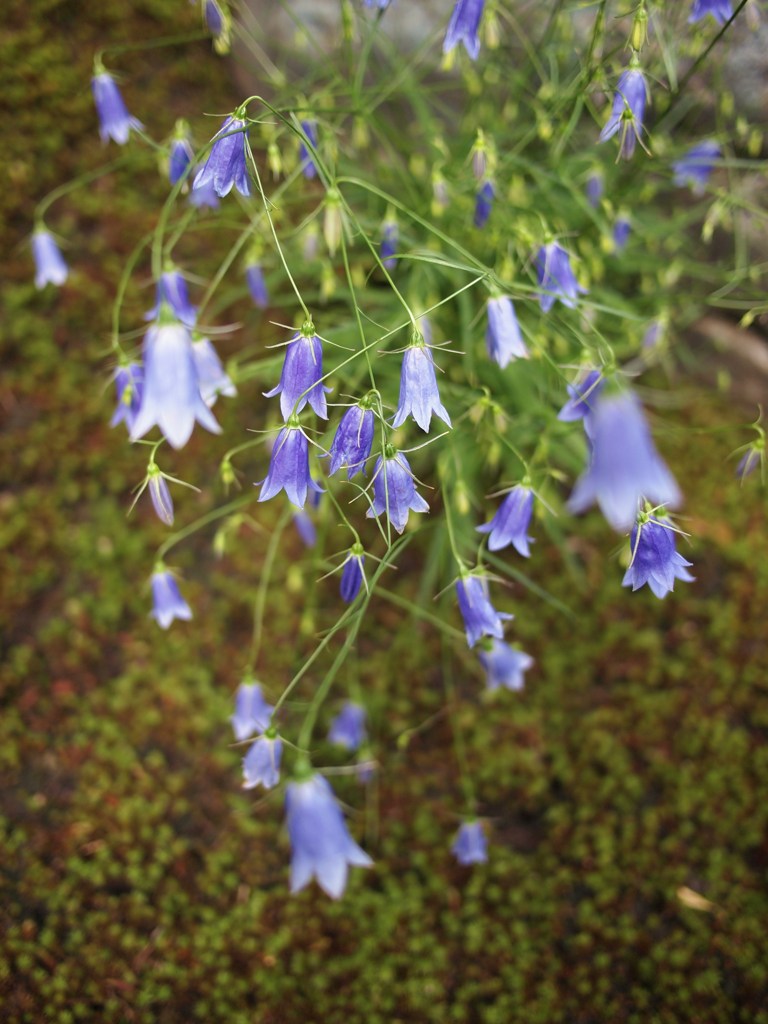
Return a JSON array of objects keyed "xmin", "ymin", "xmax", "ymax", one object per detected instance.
[
  {"xmin": 613, "ymin": 215, "xmax": 631, "ymax": 253},
  {"xmin": 736, "ymin": 443, "xmax": 763, "ymax": 481},
  {"xmin": 91, "ymin": 71, "xmax": 143, "ymax": 145},
  {"xmin": 188, "ymin": 172, "xmax": 220, "ymax": 209},
  {"xmin": 168, "ymin": 136, "xmax": 195, "ymax": 186},
  {"xmin": 328, "ymin": 404, "xmax": 375, "ymax": 479},
  {"xmin": 443, "ymin": 0, "xmax": 486, "ymax": 60},
  {"xmin": 110, "ymin": 363, "xmax": 143, "ymax": 432},
  {"xmin": 567, "ymin": 391, "xmax": 682, "ymax": 532},
  {"xmin": 672, "ymin": 141, "xmax": 721, "ymax": 195},
  {"xmin": 586, "ymin": 171, "xmax": 604, "ymax": 208},
  {"xmin": 599, "ymin": 67, "xmax": 648, "ymax": 161},
  {"xmin": 477, "ymin": 485, "xmax": 534, "ymax": 556},
  {"xmin": 231, "ymin": 681, "xmax": 274, "ymax": 742},
  {"xmin": 392, "ymin": 339, "xmax": 451, "ymax": 433},
  {"xmin": 285, "ymin": 774, "xmax": 373, "ymax": 898},
  {"xmin": 293, "ymin": 510, "xmax": 317, "ymax": 547},
  {"xmin": 328, "ymin": 702, "xmax": 367, "ymax": 751},
  {"xmin": 455, "ymin": 575, "xmax": 512, "ymax": 648},
  {"xmin": 536, "ymin": 242, "xmax": 587, "ymax": 313},
  {"xmin": 299, "ymin": 119, "xmax": 319, "ymax": 180},
  {"xmin": 380, "ymin": 221, "xmax": 398, "ymax": 271},
  {"xmin": 486, "ymin": 296, "xmax": 528, "ymax": 367},
  {"xmin": 258, "ymin": 422, "xmax": 323, "ymax": 508},
  {"xmin": 474, "ymin": 180, "xmax": 495, "ymax": 228},
  {"xmin": 340, "ymin": 549, "xmax": 366, "ymax": 602},
  {"xmin": 242, "ymin": 734, "xmax": 282, "ymax": 790},
  {"xmin": 192, "ymin": 337, "xmax": 236, "ymax": 407},
  {"xmin": 366, "ymin": 449, "xmax": 429, "ymax": 533},
  {"xmin": 642, "ymin": 321, "xmax": 663, "ymax": 351},
  {"xmin": 557, "ymin": 370, "xmax": 604, "ymax": 426},
  {"xmin": 246, "ymin": 262, "xmax": 269, "ymax": 308},
  {"xmin": 130, "ymin": 320, "xmax": 220, "ymax": 449},
  {"xmin": 622, "ymin": 516, "xmax": 694, "ymax": 598},
  {"xmin": 146, "ymin": 270, "xmax": 197, "ymax": 326},
  {"xmin": 452, "ymin": 821, "xmax": 488, "ymax": 865},
  {"xmin": 205, "ymin": 0, "xmax": 225, "ymax": 35},
  {"xmin": 265, "ymin": 331, "xmax": 331, "ymax": 421},
  {"xmin": 478, "ymin": 639, "xmax": 534, "ymax": 691},
  {"xmin": 150, "ymin": 569, "xmax": 192, "ymax": 629},
  {"xmin": 147, "ymin": 466, "xmax": 174, "ymax": 526},
  {"xmin": 364, "ymin": 0, "xmax": 392, "ymax": 7},
  {"xmin": 689, "ymin": 0, "xmax": 733, "ymax": 24},
  {"xmin": 32, "ymin": 229, "xmax": 68, "ymax": 289},
  {"xmin": 193, "ymin": 115, "xmax": 250, "ymax": 198}
]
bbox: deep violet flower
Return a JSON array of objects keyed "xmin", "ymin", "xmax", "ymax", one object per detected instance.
[
  {"xmin": 443, "ymin": 0, "xmax": 486, "ymax": 60},
  {"xmin": 672, "ymin": 141, "xmax": 721, "ymax": 195},
  {"xmin": 168, "ymin": 135, "xmax": 194, "ymax": 186},
  {"xmin": 392, "ymin": 338, "xmax": 451, "ymax": 433},
  {"xmin": 477, "ymin": 485, "xmax": 534, "ymax": 556},
  {"xmin": 366, "ymin": 449, "xmax": 429, "ymax": 534},
  {"xmin": 452, "ymin": 821, "xmax": 488, "ymax": 865},
  {"xmin": 567, "ymin": 391, "xmax": 682, "ymax": 531},
  {"xmin": 536, "ymin": 242, "xmax": 587, "ymax": 313},
  {"xmin": 599, "ymin": 67, "xmax": 648, "ymax": 161},
  {"xmin": 622, "ymin": 516, "xmax": 694, "ymax": 598},
  {"xmin": 474, "ymin": 180, "xmax": 495, "ymax": 228},
  {"xmin": 246, "ymin": 262, "xmax": 269, "ymax": 308},
  {"xmin": 486, "ymin": 296, "xmax": 528, "ymax": 367},
  {"xmin": 150, "ymin": 569, "xmax": 192, "ymax": 629},
  {"xmin": 478, "ymin": 639, "xmax": 534, "ymax": 691},
  {"xmin": 328, "ymin": 702, "xmax": 367, "ymax": 751},
  {"xmin": 231, "ymin": 681, "xmax": 274, "ymax": 742},
  {"xmin": 258, "ymin": 422, "xmax": 323, "ymax": 509},
  {"xmin": 91, "ymin": 71, "xmax": 143, "ymax": 144},
  {"xmin": 193, "ymin": 115, "xmax": 250, "ymax": 198},
  {"xmin": 689, "ymin": 0, "xmax": 733, "ymax": 24},
  {"xmin": 32, "ymin": 229, "xmax": 68, "ymax": 289},
  {"xmin": 146, "ymin": 270, "xmax": 197, "ymax": 326},
  {"xmin": 265, "ymin": 330, "xmax": 331, "ymax": 420},
  {"xmin": 328, "ymin": 404, "xmax": 375, "ymax": 479},
  {"xmin": 192, "ymin": 337, "xmax": 236, "ymax": 407},
  {"xmin": 242, "ymin": 735, "xmax": 282, "ymax": 790},
  {"xmin": 130, "ymin": 320, "xmax": 220, "ymax": 449},
  {"xmin": 557, "ymin": 370, "xmax": 604, "ymax": 423},
  {"xmin": 285, "ymin": 774, "xmax": 373, "ymax": 898},
  {"xmin": 455, "ymin": 575, "xmax": 512, "ymax": 648},
  {"xmin": 110, "ymin": 363, "xmax": 143, "ymax": 432},
  {"xmin": 340, "ymin": 549, "xmax": 366, "ymax": 602}
]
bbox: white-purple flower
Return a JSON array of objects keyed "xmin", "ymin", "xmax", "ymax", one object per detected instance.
[
  {"xmin": 340, "ymin": 550, "xmax": 366, "ymax": 602},
  {"xmin": 32, "ymin": 229, "xmax": 68, "ymax": 289},
  {"xmin": 599, "ymin": 67, "xmax": 648, "ymax": 161},
  {"xmin": 392, "ymin": 341, "xmax": 451, "ymax": 433},
  {"xmin": 285, "ymin": 774, "xmax": 373, "ymax": 898},
  {"xmin": 535, "ymin": 242, "xmax": 587, "ymax": 313},
  {"xmin": 366, "ymin": 450, "xmax": 429, "ymax": 534},
  {"xmin": 92, "ymin": 71, "xmax": 143, "ymax": 145},
  {"xmin": 246, "ymin": 262, "xmax": 269, "ymax": 308},
  {"xmin": 242, "ymin": 735, "xmax": 282, "ymax": 790},
  {"xmin": 110, "ymin": 363, "xmax": 143, "ymax": 432},
  {"xmin": 452, "ymin": 821, "xmax": 488, "ymax": 865},
  {"xmin": 623, "ymin": 517, "xmax": 694, "ymax": 599},
  {"xmin": 486, "ymin": 296, "xmax": 528, "ymax": 367},
  {"xmin": 477, "ymin": 485, "xmax": 534, "ymax": 556},
  {"xmin": 150, "ymin": 570, "xmax": 192, "ymax": 629},
  {"xmin": 672, "ymin": 141, "xmax": 721, "ymax": 195},
  {"xmin": 130, "ymin": 320, "xmax": 220, "ymax": 449},
  {"xmin": 328, "ymin": 404, "xmax": 375, "ymax": 479},
  {"xmin": 443, "ymin": 0, "xmax": 486, "ymax": 60},
  {"xmin": 265, "ymin": 331, "xmax": 331, "ymax": 421},
  {"xmin": 231, "ymin": 681, "xmax": 274, "ymax": 742},
  {"xmin": 478, "ymin": 639, "xmax": 534, "ymax": 691},
  {"xmin": 567, "ymin": 391, "xmax": 682, "ymax": 532},
  {"xmin": 193, "ymin": 115, "xmax": 250, "ymax": 198},
  {"xmin": 689, "ymin": 0, "xmax": 733, "ymax": 24},
  {"xmin": 328, "ymin": 702, "xmax": 367, "ymax": 751},
  {"xmin": 455, "ymin": 575, "xmax": 512, "ymax": 648},
  {"xmin": 192, "ymin": 337, "xmax": 236, "ymax": 407},
  {"xmin": 258, "ymin": 423, "xmax": 323, "ymax": 509}
]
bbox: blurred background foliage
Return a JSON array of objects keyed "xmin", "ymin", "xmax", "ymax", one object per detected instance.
[{"xmin": 2, "ymin": 1, "xmax": 768, "ymax": 1021}]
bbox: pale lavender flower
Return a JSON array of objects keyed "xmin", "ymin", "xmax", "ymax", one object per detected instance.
[
  {"xmin": 443, "ymin": 0, "xmax": 486, "ymax": 60},
  {"xmin": 285, "ymin": 774, "xmax": 373, "ymax": 898},
  {"xmin": 689, "ymin": 0, "xmax": 733, "ymax": 24},
  {"xmin": 340, "ymin": 550, "xmax": 366, "ymax": 602},
  {"xmin": 392, "ymin": 341, "xmax": 451, "ymax": 433},
  {"xmin": 147, "ymin": 468, "xmax": 174, "ymax": 526},
  {"xmin": 477, "ymin": 486, "xmax": 534, "ymax": 556},
  {"xmin": 672, "ymin": 141, "xmax": 721, "ymax": 195},
  {"xmin": 613, "ymin": 216, "xmax": 631, "ymax": 253},
  {"xmin": 192, "ymin": 337, "xmax": 236, "ymax": 407},
  {"xmin": 736, "ymin": 445, "xmax": 763, "ymax": 480},
  {"xmin": 328, "ymin": 702, "xmax": 367, "ymax": 751},
  {"xmin": 265, "ymin": 331, "xmax": 331, "ymax": 420},
  {"xmin": 536, "ymin": 242, "xmax": 586, "ymax": 312},
  {"xmin": 474, "ymin": 180, "xmax": 495, "ymax": 228},
  {"xmin": 380, "ymin": 221, "xmax": 398, "ymax": 270},
  {"xmin": 486, "ymin": 296, "xmax": 528, "ymax": 367},
  {"xmin": 193, "ymin": 115, "xmax": 250, "ymax": 198},
  {"xmin": 586, "ymin": 172, "xmax": 604, "ymax": 207},
  {"xmin": 188, "ymin": 173, "xmax": 220, "ymax": 209},
  {"xmin": 242, "ymin": 735, "xmax": 282, "ymax": 790},
  {"xmin": 478, "ymin": 639, "xmax": 533, "ymax": 691},
  {"xmin": 557, "ymin": 370, "xmax": 604, "ymax": 422},
  {"xmin": 328, "ymin": 404, "xmax": 375, "ymax": 479},
  {"xmin": 258, "ymin": 423, "xmax": 323, "ymax": 508},
  {"xmin": 91, "ymin": 71, "xmax": 142, "ymax": 145},
  {"xmin": 567, "ymin": 391, "xmax": 682, "ymax": 531},
  {"xmin": 32, "ymin": 229, "xmax": 68, "ymax": 289},
  {"xmin": 293, "ymin": 510, "xmax": 317, "ymax": 547},
  {"xmin": 366, "ymin": 449, "xmax": 429, "ymax": 533},
  {"xmin": 231, "ymin": 682, "xmax": 274, "ymax": 742},
  {"xmin": 599, "ymin": 68, "xmax": 648, "ymax": 161},
  {"xmin": 130, "ymin": 320, "xmax": 220, "ymax": 449},
  {"xmin": 146, "ymin": 270, "xmax": 197, "ymax": 326},
  {"xmin": 246, "ymin": 263, "xmax": 269, "ymax": 308},
  {"xmin": 150, "ymin": 570, "xmax": 192, "ymax": 629},
  {"xmin": 455, "ymin": 575, "xmax": 512, "ymax": 648},
  {"xmin": 110, "ymin": 363, "xmax": 143, "ymax": 432},
  {"xmin": 452, "ymin": 821, "xmax": 488, "ymax": 865},
  {"xmin": 623, "ymin": 517, "xmax": 694, "ymax": 598}
]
